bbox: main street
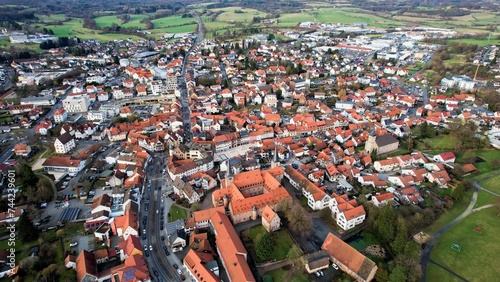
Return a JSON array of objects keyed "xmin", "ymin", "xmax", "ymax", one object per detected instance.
[{"xmin": 141, "ymin": 16, "xmax": 205, "ymax": 281}]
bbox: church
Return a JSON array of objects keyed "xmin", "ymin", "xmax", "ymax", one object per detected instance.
[{"xmin": 365, "ymin": 134, "xmax": 399, "ymax": 155}]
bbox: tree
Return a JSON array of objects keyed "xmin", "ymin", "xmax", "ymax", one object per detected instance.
[
  {"xmin": 255, "ymin": 233, "xmax": 274, "ymax": 260},
  {"xmin": 452, "ymin": 183, "xmax": 465, "ymax": 201},
  {"xmin": 286, "ymin": 244, "xmax": 302, "ymax": 267},
  {"xmin": 18, "ymin": 212, "xmax": 39, "ymax": 242},
  {"xmin": 389, "ymin": 265, "xmax": 407, "ymax": 282},
  {"xmin": 374, "ymin": 205, "xmax": 396, "ymax": 244},
  {"xmin": 190, "ymin": 202, "xmax": 201, "ymax": 213},
  {"xmin": 374, "ymin": 264, "xmax": 389, "ymax": 282},
  {"xmin": 287, "ymin": 203, "xmax": 313, "ymax": 237},
  {"xmin": 391, "ymin": 217, "xmax": 408, "ymax": 255}
]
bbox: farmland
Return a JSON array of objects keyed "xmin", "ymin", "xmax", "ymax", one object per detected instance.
[
  {"xmin": 209, "ymin": 7, "xmax": 268, "ymax": 23},
  {"xmin": 94, "ymin": 14, "xmax": 148, "ymax": 29}
]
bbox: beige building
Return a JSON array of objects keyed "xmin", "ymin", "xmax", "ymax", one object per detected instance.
[
  {"xmin": 261, "ymin": 205, "xmax": 280, "ymax": 233},
  {"xmin": 62, "ymin": 95, "xmax": 90, "ymax": 113},
  {"xmin": 365, "ymin": 134, "xmax": 399, "ymax": 155}
]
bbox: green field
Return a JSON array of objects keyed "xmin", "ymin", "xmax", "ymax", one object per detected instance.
[
  {"xmin": 424, "ymin": 189, "xmax": 473, "ymax": 235},
  {"xmin": 38, "ymin": 18, "xmax": 144, "ymax": 41},
  {"xmin": 459, "ymin": 150, "xmax": 500, "ymax": 178},
  {"xmin": 94, "ymin": 14, "xmax": 148, "ymax": 29},
  {"xmin": 480, "ymin": 175, "xmax": 500, "ymax": 194},
  {"xmin": 265, "ymin": 267, "xmax": 309, "ymax": 282},
  {"xmin": 210, "ymin": 7, "xmax": 268, "ymax": 23},
  {"xmin": 448, "ymin": 38, "xmax": 500, "ymax": 46},
  {"xmin": 426, "ymin": 264, "xmax": 462, "ymax": 282},
  {"xmin": 429, "ymin": 209, "xmax": 500, "ymax": 282},
  {"xmin": 277, "ymin": 13, "xmax": 315, "ymax": 27},
  {"xmin": 169, "ymin": 205, "xmax": 188, "ymax": 221},
  {"xmin": 152, "ymin": 15, "xmax": 198, "ymax": 28},
  {"xmin": 416, "ymin": 134, "xmax": 455, "ymax": 151},
  {"xmin": 36, "ymin": 13, "xmax": 67, "ymax": 23},
  {"xmin": 315, "ymin": 8, "xmax": 403, "ymax": 28}
]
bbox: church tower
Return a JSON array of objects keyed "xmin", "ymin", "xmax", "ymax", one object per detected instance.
[{"xmin": 365, "ymin": 134, "xmax": 377, "ymax": 155}]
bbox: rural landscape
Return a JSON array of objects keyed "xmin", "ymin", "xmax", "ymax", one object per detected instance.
[{"xmin": 0, "ymin": 0, "xmax": 499, "ymax": 282}]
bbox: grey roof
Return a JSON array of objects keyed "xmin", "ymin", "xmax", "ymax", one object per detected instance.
[{"xmin": 375, "ymin": 134, "xmax": 398, "ymax": 147}]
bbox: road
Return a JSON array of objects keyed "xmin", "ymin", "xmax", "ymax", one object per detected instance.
[
  {"xmin": 420, "ymin": 172, "xmax": 500, "ymax": 281},
  {"xmin": 178, "ymin": 15, "xmax": 204, "ymax": 144}
]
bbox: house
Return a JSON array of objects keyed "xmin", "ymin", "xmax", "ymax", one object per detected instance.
[
  {"xmin": 304, "ymin": 251, "xmax": 331, "ymax": 274},
  {"xmin": 284, "ymin": 166, "xmax": 330, "ymax": 211},
  {"xmin": 322, "ymin": 233, "xmax": 377, "ymax": 282},
  {"xmin": 53, "ymin": 108, "xmax": 68, "ymax": 123},
  {"xmin": 13, "ymin": 144, "xmax": 31, "ymax": 157},
  {"xmin": 365, "ymin": 134, "xmax": 399, "ymax": 155},
  {"xmin": 433, "ymin": 152, "xmax": 456, "ymax": 163},
  {"xmin": 371, "ymin": 192, "xmax": 395, "ymax": 207},
  {"xmin": 54, "ymin": 132, "xmax": 75, "ymax": 154},
  {"xmin": 330, "ymin": 193, "xmax": 366, "ymax": 231},
  {"xmin": 261, "ymin": 205, "xmax": 280, "ymax": 233},
  {"xmin": 111, "ymin": 211, "xmax": 139, "ymax": 240}
]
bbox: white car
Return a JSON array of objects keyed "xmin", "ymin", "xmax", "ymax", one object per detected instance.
[
  {"xmin": 70, "ymin": 242, "xmax": 78, "ymax": 247},
  {"xmin": 332, "ymin": 263, "xmax": 339, "ymax": 270},
  {"xmin": 149, "ymin": 245, "xmax": 153, "ymax": 251},
  {"xmin": 177, "ymin": 269, "xmax": 182, "ymax": 275}
]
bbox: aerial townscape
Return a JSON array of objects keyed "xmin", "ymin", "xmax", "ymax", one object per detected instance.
[{"xmin": 0, "ymin": 0, "xmax": 499, "ymax": 281}]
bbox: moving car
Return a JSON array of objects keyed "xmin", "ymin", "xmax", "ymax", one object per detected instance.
[{"xmin": 70, "ymin": 242, "xmax": 78, "ymax": 247}]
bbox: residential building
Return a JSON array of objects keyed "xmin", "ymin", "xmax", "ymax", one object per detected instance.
[
  {"xmin": 261, "ymin": 205, "xmax": 280, "ymax": 233},
  {"xmin": 54, "ymin": 132, "xmax": 75, "ymax": 154},
  {"xmin": 322, "ymin": 233, "xmax": 377, "ymax": 282},
  {"xmin": 53, "ymin": 108, "xmax": 68, "ymax": 123}
]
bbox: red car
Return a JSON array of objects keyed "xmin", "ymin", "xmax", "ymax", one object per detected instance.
[{"xmin": 180, "ymin": 274, "xmax": 185, "ymax": 281}]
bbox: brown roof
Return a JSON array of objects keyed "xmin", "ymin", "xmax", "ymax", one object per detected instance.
[
  {"xmin": 76, "ymin": 250, "xmax": 97, "ymax": 282},
  {"xmin": 210, "ymin": 211, "xmax": 255, "ymax": 282},
  {"xmin": 322, "ymin": 233, "xmax": 377, "ymax": 282},
  {"xmin": 91, "ymin": 194, "xmax": 111, "ymax": 210},
  {"xmin": 42, "ymin": 156, "xmax": 82, "ymax": 168},
  {"xmin": 57, "ymin": 132, "xmax": 74, "ymax": 145}
]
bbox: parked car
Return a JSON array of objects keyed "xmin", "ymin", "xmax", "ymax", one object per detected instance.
[
  {"xmin": 173, "ymin": 264, "xmax": 178, "ymax": 269},
  {"xmin": 332, "ymin": 263, "xmax": 339, "ymax": 270},
  {"xmin": 149, "ymin": 245, "xmax": 153, "ymax": 251},
  {"xmin": 177, "ymin": 269, "xmax": 182, "ymax": 275},
  {"xmin": 179, "ymin": 274, "xmax": 185, "ymax": 281},
  {"xmin": 70, "ymin": 242, "xmax": 78, "ymax": 247}
]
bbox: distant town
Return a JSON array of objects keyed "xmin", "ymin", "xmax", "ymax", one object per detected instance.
[{"xmin": 0, "ymin": 1, "xmax": 499, "ymax": 282}]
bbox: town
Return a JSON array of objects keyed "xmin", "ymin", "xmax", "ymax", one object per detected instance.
[{"xmin": 0, "ymin": 1, "xmax": 499, "ymax": 282}]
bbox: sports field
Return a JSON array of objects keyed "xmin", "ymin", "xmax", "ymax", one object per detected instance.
[{"xmin": 429, "ymin": 208, "xmax": 500, "ymax": 282}]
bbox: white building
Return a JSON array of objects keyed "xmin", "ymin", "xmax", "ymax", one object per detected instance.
[
  {"xmin": 53, "ymin": 108, "xmax": 68, "ymax": 123},
  {"xmin": 20, "ymin": 95, "xmax": 56, "ymax": 106},
  {"xmin": 54, "ymin": 132, "xmax": 75, "ymax": 154},
  {"xmin": 62, "ymin": 96, "xmax": 90, "ymax": 113}
]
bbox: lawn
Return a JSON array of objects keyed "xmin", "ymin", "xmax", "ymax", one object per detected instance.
[
  {"xmin": 265, "ymin": 267, "xmax": 309, "ymax": 282},
  {"xmin": 458, "ymin": 150, "xmax": 500, "ymax": 178},
  {"xmin": 426, "ymin": 264, "xmax": 462, "ymax": 282},
  {"xmin": 169, "ymin": 205, "xmax": 188, "ymax": 221},
  {"xmin": 242, "ymin": 225, "xmax": 298, "ymax": 262},
  {"xmin": 163, "ymin": 25, "xmax": 198, "ymax": 34},
  {"xmin": 474, "ymin": 190, "xmax": 498, "ymax": 208},
  {"xmin": 416, "ymin": 134, "xmax": 455, "ymax": 151},
  {"xmin": 478, "ymin": 174, "xmax": 500, "ymax": 194},
  {"xmin": 94, "ymin": 15, "xmax": 148, "ymax": 29},
  {"xmin": 424, "ymin": 189, "xmax": 473, "ymax": 235},
  {"xmin": 430, "ymin": 208, "xmax": 500, "ymax": 282}
]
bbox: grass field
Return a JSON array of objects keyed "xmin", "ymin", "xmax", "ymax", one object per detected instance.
[
  {"xmin": 36, "ymin": 13, "xmax": 67, "ymax": 23},
  {"xmin": 243, "ymin": 225, "xmax": 297, "ymax": 262},
  {"xmin": 0, "ymin": 40, "xmax": 41, "ymax": 52},
  {"xmin": 426, "ymin": 264, "xmax": 462, "ymax": 282},
  {"xmin": 429, "ymin": 208, "xmax": 500, "ymax": 282},
  {"xmin": 416, "ymin": 134, "xmax": 455, "ymax": 151},
  {"xmin": 424, "ymin": 189, "xmax": 473, "ymax": 235},
  {"xmin": 458, "ymin": 150, "xmax": 500, "ymax": 178},
  {"xmin": 266, "ymin": 267, "xmax": 309, "ymax": 282},
  {"xmin": 315, "ymin": 8, "xmax": 403, "ymax": 28},
  {"xmin": 480, "ymin": 175, "xmax": 500, "ymax": 194},
  {"xmin": 209, "ymin": 6, "xmax": 268, "ymax": 23},
  {"xmin": 474, "ymin": 190, "xmax": 498, "ymax": 208},
  {"xmin": 169, "ymin": 205, "xmax": 188, "ymax": 221},
  {"xmin": 94, "ymin": 14, "xmax": 148, "ymax": 29},
  {"xmin": 152, "ymin": 15, "xmax": 198, "ymax": 28},
  {"xmin": 277, "ymin": 13, "xmax": 315, "ymax": 27}
]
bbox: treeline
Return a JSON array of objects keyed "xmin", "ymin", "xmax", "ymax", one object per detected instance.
[
  {"xmin": 39, "ymin": 37, "xmax": 77, "ymax": 50},
  {"xmin": 0, "ymin": 6, "xmax": 36, "ymax": 21}
]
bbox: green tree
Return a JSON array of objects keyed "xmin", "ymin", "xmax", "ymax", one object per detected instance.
[
  {"xmin": 18, "ymin": 212, "xmax": 39, "ymax": 243},
  {"xmin": 452, "ymin": 183, "xmax": 465, "ymax": 201},
  {"xmin": 391, "ymin": 217, "xmax": 408, "ymax": 255},
  {"xmin": 389, "ymin": 265, "xmax": 407, "ymax": 282},
  {"xmin": 255, "ymin": 233, "xmax": 274, "ymax": 261},
  {"xmin": 374, "ymin": 264, "xmax": 389, "ymax": 282},
  {"xmin": 374, "ymin": 205, "xmax": 396, "ymax": 244},
  {"xmin": 286, "ymin": 244, "xmax": 302, "ymax": 267}
]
